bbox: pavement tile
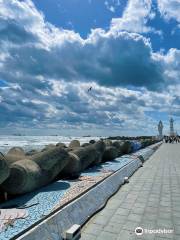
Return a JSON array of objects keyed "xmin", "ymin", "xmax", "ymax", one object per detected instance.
[
  {"xmin": 174, "ymin": 225, "xmax": 180, "ymax": 235},
  {"xmin": 146, "ymin": 202, "xmax": 159, "ymax": 208},
  {"xmin": 120, "ymin": 202, "xmax": 134, "ymax": 209},
  {"xmin": 116, "ymin": 208, "xmax": 130, "ymax": 216},
  {"xmin": 172, "ymin": 211, "xmax": 180, "ymax": 218},
  {"xmin": 174, "ymin": 235, "xmax": 180, "ymax": 240},
  {"xmin": 117, "ymin": 229, "xmax": 136, "ymax": 240},
  {"xmin": 154, "ymin": 237, "xmax": 171, "ymax": 240},
  {"xmin": 99, "ymin": 208, "xmax": 115, "ymax": 218},
  {"xmin": 142, "ymin": 213, "xmax": 158, "ymax": 222},
  {"xmin": 173, "ymin": 217, "xmax": 180, "ymax": 226},
  {"xmin": 158, "ymin": 212, "xmax": 172, "ymax": 220},
  {"xmin": 127, "ymin": 214, "xmax": 142, "ymax": 223},
  {"xmin": 159, "ymin": 207, "xmax": 171, "ymax": 213},
  {"xmin": 92, "ymin": 215, "xmax": 110, "ymax": 226},
  {"xmin": 123, "ymin": 220, "xmax": 139, "ymax": 231},
  {"xmin": 103, "ymin": 223, "xmax": 123, "ymax": 234},
  {"xmin": 83, "ymin": 223, "xmax": 103, "ymax": 236},
  {"xmin": 106, "ymin": 202, "xmax": 121, "ymax": 210},
  {"xmin": 131, "ymin": 207, "xmax": 145, "ymax": 215},
  {"xmin": 82, "ymin": 144, "xmax": 180, "ymax": 240},
  {"xmin": 96, "ymin": 231, "xmax": 118, "ymax": 240},
  {"xmin": 140, "ymin": 220, "xmax": 156, "ymax": 229},
  {"xmin": 80, "ymin": 233, "xmax": 96, "ymax": 240},
  {"xmin": 110, "ymin": 214, "xmax": 127, "ymax": 224},
  {"xmin": 138, "ymin": 233, "xmax": 156, "ymax": 240},
  {"xmin": 133, "ymin": 203, "xmax": 147, "ymax": 209},
  {"xmin": 145, "ymin": 207, "xmax": 159, "ymax": 214},
  {"xmin": 156, "ymin": 218, "xmax": 173, "ymax": 228},
  {"xmin": 154, "ymin": 233, "xmax": 174, "ymax": 239}
]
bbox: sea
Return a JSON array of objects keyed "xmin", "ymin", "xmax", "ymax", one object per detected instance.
[{"xmin": 0, "ymin": 135, "xmax": 101, "ymax": 154}]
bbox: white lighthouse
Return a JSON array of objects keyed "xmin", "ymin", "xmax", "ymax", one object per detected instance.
[
  {"xmin": 158, "ymin": 120, "xmax": 163, "ymax": 139},
  {"xmin": 170, "ymin": 118, "xmax": 175, "ymax": 136}
]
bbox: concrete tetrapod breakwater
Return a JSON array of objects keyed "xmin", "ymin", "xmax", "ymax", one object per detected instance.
[
  {"xmin": 0, "ymin": 139, "xmax": 157, "ymax": 196},
  {"xmin": 0, "ymin": 141, "xmax": 161, "ymax": 240},
  {"xmin": 0, "ymin": 153, "xmax": 10, "ymax": 185}
]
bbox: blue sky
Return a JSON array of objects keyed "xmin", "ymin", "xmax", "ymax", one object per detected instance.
[
  {"xmin": 32, "ymin": 0, "xmax": 127, "ymax": 38},
  {"xmin": 32, "ymin": 0, "xmax": 180, "ymax": 51},
  {"xmin": 0, "ymin": 0, "xmax": 179, "ymax": 136}
]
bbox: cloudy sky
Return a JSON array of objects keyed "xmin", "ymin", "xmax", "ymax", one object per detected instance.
[{"xmin": 0, "ymin": 0, "xmax": 179, "ymax": 136}]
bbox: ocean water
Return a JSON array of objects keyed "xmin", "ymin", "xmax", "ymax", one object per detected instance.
[{"xmin": 0, "ymin": 135, "xmax": 100, "ymax": 154}]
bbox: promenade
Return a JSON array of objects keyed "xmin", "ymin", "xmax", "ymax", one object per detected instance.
[{"xmin": 81, "ymin": 143, "xmax": 180, "ymax": 240}]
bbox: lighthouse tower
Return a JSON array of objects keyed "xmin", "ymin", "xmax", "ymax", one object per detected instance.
[
  {"xmin": 170, "ymin": 118, "xmax": 175, "ymax": 136},
  {"xmin": 158, "ymin": 120, "xmax": 163, "ymax": 139}
]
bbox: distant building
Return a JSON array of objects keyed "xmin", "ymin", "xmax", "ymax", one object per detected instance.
[
  {"xmin": 170, "ymin": 118, "xmax": 175, "ymax": 136},
  {"xmin": 158, "ymin": 120, "xmax": 163, "ymax": 139}
]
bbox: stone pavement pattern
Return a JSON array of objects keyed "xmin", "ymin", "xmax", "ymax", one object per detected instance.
[{"xmin": 81, "ymin": 143, "xmax": 180, "ymax": 240}]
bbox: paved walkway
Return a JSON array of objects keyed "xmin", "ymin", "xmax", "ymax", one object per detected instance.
[{"xmin": 81, "ymin": 143, "xmax": 180, "ymax": 240}]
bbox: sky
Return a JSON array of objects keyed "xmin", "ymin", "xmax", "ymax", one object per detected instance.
[{"xmin": 0, "ymin": 0, "xmax": 179, "ymax": 136}]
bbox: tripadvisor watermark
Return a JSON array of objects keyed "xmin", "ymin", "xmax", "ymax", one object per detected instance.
[{"xmin": 135, "ymin": 227, "xmax": 173, "ymax": 236}]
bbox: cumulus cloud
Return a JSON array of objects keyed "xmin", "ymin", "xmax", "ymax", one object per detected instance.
[
  {"xmin": 0, "ymin": 0, "xmax": 165, "ymax": 91},
  {"xmin": 110, "ymin": 0, "xmax": 154, "ymax": 33},
  {"xmin": 163, "ymin": 49, "xmax": 180, "ymax": 87},
  {"xmin": 153, "ymin": 48, "xmax": 180, "ymax": 85},
  {"xmin": 0, "ymin": 79, "xmax": 172, "ymax": 134},
  {"xmin": 157, "ymin": 0, "xmax": 180, "ymax": 24},
  {"xmin": 0, "ymin": 0, "xmax": 179, "ymax": 134}
]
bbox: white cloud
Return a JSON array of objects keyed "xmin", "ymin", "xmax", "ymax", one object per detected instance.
[
  {"xmin": 0, "ymin": 0, "xmax": 179, "ymax": 134},
  {"xmin": 110, "ymin": 0, "xmax": 154, "ymax": 33},
  {"xmin": 0, "ymin": 0, "xmax": 82, "ymax": 49},
  {"xmin": 105, "ymin": 1, "xmax": 115, "ymax": 12},
  {"xmin": 153, "ymin": 48, "xmax": 180, "ymax": 85},
  {"xmin": 163, "ymin": 49, "xmax": 180, "ymax": 81},
  {"xmin": 157, "ymin": 0, "xmax": 180, "ymax": 24},
  {"xmin": 0, "ymin": 0, "xmax": 165, "ymax": 92}
]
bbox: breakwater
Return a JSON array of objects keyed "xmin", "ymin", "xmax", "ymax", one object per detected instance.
[
  {"xmin": 0, "ymin": 138, "xmax": 161, "ymax": 239},
  {"xmin": 0, "ymin": 138, "xmax": 158, "ymax": 196}
]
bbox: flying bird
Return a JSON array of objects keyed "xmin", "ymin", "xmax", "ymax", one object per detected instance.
[{"xmin": 88, "ymin": 86, "xmax": 92, "ymax": 92}]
